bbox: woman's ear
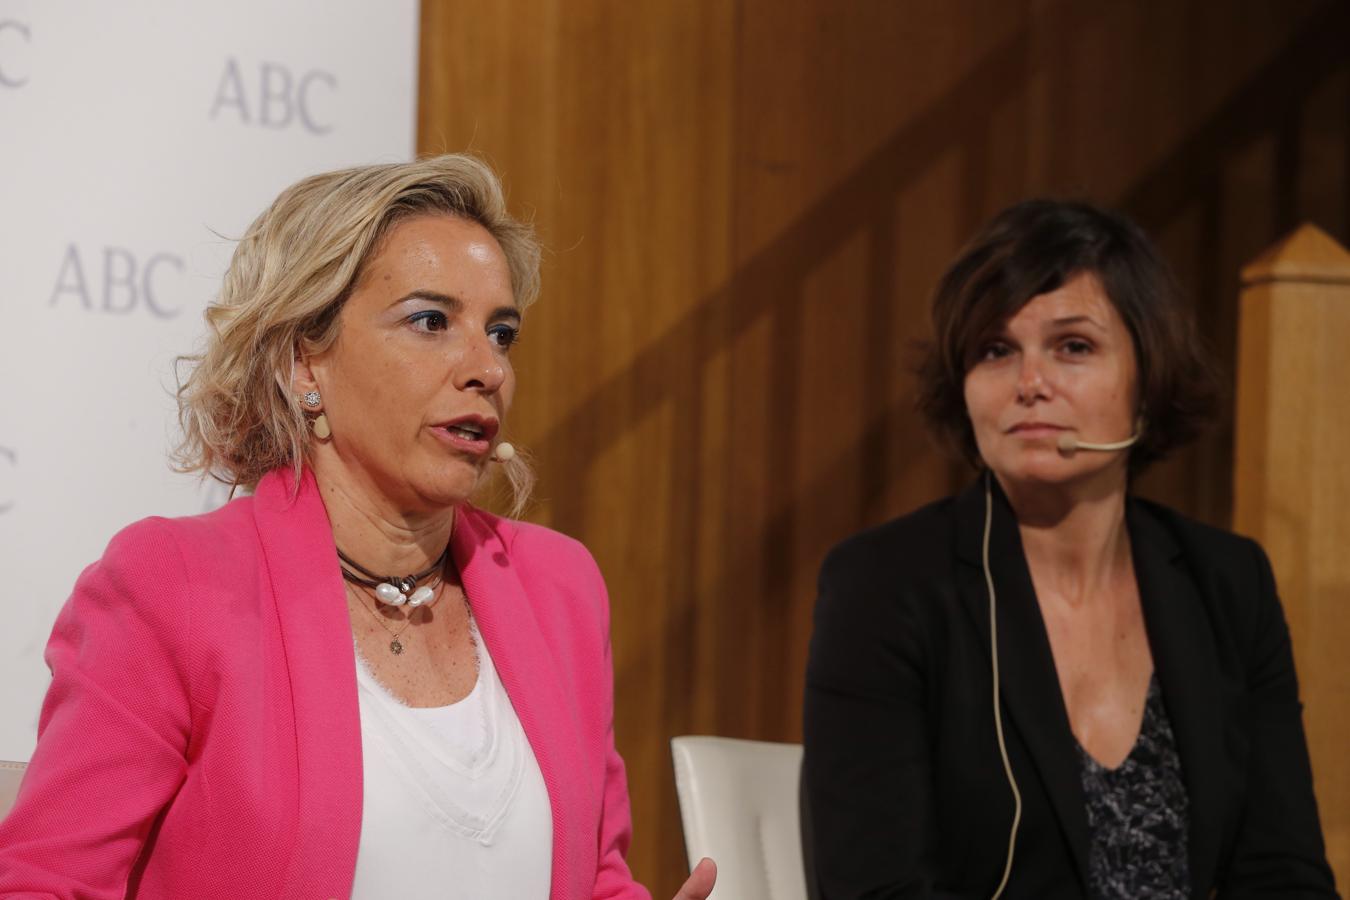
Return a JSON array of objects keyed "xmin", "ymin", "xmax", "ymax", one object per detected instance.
[
  {"xmin": 291, "ymin": 348, "xmax": 332, "ymax": 441},
  {"xmin": 291, "ymin": 346, "xmax": 321, "ymax": 398}
]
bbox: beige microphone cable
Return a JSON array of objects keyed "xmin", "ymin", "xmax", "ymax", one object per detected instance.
[
  {"xmin": 983, "ymin": 470, "xmax": 1022, "ymax": 900},
  {"xmin": 984, "ymin": 416, "xmax": 1139, "ymax": 894}
]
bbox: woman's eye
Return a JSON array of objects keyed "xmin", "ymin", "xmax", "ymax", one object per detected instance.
[
  {"xmin": 979, "ymin": 342, "xmax": 1012, "ymax": 361},
  {"xmin": 488, "ymin": 323, "xmax": 520, "ymax": 349},
  {"xmin": 1061, "ymin": 338, "xmax": 1093, "ymax": 355},
  {"xmin": 409, "ymin": 310, "xmax": 448, "ymax": 333}
]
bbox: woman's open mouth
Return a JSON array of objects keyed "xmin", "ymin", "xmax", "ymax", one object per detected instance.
[{"xmin": 433, "ymin": 415, "xmax": 498, "ymax": 456}]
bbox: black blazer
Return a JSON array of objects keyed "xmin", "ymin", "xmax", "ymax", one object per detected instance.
[{"xmin": 802, "ymin": 478, "xmax": 1338, "ymax": 899}]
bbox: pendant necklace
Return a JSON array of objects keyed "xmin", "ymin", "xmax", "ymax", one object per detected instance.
[{"xmin": 348, "ymin": 581, "xmax": 437, "ymax": 655}]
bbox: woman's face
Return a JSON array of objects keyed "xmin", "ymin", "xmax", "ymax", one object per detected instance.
[
  {"xmin": 303, "ymin": 214, "xmax": 519, "ymax": 513},
  {"xmin": 962, "ymin": 271, "xmax": 1138, "ymax": 490}
]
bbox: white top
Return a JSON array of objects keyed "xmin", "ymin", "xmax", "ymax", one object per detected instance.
[{"xmin": 351, "ymin": 623, "xmax": 553, "ymax": 899}]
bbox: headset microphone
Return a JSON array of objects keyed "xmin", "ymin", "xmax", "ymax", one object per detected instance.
[
  {"xmin": 491, "ymin": 441, "xmax": 516, "ymax": 462},
  {"xmin": 985, "ymin": 418, "xmax": 1143, "ymax": 897},
  {"xmin": 1056, "ymin": 427, "xmax": 1141, "ymax": 454}
]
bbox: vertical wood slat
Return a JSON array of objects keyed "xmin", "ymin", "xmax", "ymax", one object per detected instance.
[{"xmin": 1233, "ymin": 223, "xmax": 1350, "ymax": 888}]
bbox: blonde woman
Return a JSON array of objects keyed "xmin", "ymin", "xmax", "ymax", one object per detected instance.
[{"xmin": 0, "ymin": 155, "xmax": 715, "ymax": 900}]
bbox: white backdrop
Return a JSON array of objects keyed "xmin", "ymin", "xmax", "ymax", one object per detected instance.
[{"xmin": 0, "ymin": 0, "xmax": 419, "ymax": 760}]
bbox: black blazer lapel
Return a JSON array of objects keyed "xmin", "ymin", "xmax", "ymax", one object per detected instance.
[
  {"xmin": 1128, "ymin": 501, "xmax": 1232, "ymax": 898},
  {"xmin": 955, "ymin": 477, "xmax": 1092, "ymax": 889}
]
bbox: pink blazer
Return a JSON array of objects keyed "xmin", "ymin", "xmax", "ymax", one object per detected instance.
[{"xmin": 0, "ymin": 470, "xmax": 651, "ymax": 900}]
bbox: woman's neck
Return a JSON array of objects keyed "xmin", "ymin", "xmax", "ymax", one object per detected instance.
[
  {"xmin": 312, "ymin": 462, "xmax": 456, "ymax": 577},
  {"xmin": 999, "ymin": 470, "xmax": 1132, "ymax": 608}
]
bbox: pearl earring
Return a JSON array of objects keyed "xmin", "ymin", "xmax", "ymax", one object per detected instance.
[{"xmin": 311, "ymin": 414, "xmax": 332, "ymax": 441}]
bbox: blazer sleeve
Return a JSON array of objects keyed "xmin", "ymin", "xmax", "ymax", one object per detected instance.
[
  {"xmin": 585, "ymin": 555, "xmax": 653, "ymax": 900},
  {"xmin": 1219, "ymin": 542, "xmax": 1339, "ymax": 899},
  {"xmin": 0, "ymin": 519, "xmax": 192, "ymax": 898},
  {"xmin": 803, "ymin": 541, "xmax": 969, "ymax": 900}
]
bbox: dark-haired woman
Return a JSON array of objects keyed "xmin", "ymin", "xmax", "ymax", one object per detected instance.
[{"xmin": 802, "ymin": 200, "xmax": 1338, "ymax": 899}]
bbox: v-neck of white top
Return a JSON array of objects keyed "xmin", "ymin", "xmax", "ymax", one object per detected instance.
[{"xmin": 350, "ymin": 621, "xmax": 553, "ymax": 898}]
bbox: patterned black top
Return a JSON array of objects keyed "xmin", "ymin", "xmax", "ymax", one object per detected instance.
[{"xmin": 1075, "ymin": 675, "xmax": 1191, "ymax": 900}]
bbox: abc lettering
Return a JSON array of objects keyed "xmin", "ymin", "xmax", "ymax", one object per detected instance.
[
  {"xmin": 0, "ymin": 446, "xmax": 14, "ymax": 514},
  {"xmin": 0, "ymin": 19, "xmax": 30, "ymax": 88},
  {"xmin": 210, "ymin": 57, "xmax": 336, "ymax": 134},
  {"xmin": 49, "ymin": 244, "xmax": 184, "ymax": 318}
]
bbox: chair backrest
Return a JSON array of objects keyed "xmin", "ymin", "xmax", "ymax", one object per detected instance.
[
  {"xmin": 670, "ymin": 735, "xmax": 807, "ymax": 900},
  {"xmin": 0, "ymin": 760, "xmax": 26, "ymax": 818}
]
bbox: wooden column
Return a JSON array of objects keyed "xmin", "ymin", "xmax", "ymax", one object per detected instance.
[{"xmin": 1233, "ymin": 224, "xmax": 1350, "ymax": 885}]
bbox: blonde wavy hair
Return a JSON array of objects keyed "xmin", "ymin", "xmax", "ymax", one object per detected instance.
[{"xmin": 174, "ymin": 154, "xmax": 540, "ymax": 514}]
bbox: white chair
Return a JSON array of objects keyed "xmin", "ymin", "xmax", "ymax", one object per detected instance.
[
  {"xmin": 0, "ymin": 760, "xmax": 26, "ymax": 818},
  {"xmin": 670, "ymin": 736, "xmax": 808, "ymax": 900}
]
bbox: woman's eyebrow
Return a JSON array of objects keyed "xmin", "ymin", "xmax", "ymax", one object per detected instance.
[
  {"xmin": 1049, "ymin": 314, "xmax": 1104, "ymax": 329},
  {"xmin": 391, "ymin": 290, "xmax": 463, "ymax": 310}
]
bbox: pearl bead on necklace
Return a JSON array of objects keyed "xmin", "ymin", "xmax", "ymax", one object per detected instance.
[{"xmin": 336, "ymin": 543, "xmax": 450, "ymax": 609}]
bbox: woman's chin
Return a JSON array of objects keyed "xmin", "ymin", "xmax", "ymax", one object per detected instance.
[
  {"xmin": 993, "ymin": 453, "xmax": 1123, "ymax": 492},
  {"xmin": 383, "ymin": 459, "xmax": 483, "ymax": 514},
  {"xmin": 417, "ymin": 473, "xmax": 482, "ymax": 511}
]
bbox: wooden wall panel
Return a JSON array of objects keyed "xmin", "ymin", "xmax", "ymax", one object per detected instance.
[
  {"xmin": 419, "ymin": 1, "xmax": 1350, "ymax": 894},
  {"xmin": 421, "ymin": 2, "xmax": 740, "ymax": 889}
]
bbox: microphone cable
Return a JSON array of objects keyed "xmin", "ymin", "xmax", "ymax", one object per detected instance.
[{"xmin": 984, "ymin": 469, "xmax": 1023, "ymax": 900}]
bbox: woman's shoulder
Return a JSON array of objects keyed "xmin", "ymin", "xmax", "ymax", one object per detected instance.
[
  {"xmin": 1130, "ymin": 497, "xmax": 1280, "ymax": 639},
  {"xmin": 1132, "ymin": 496, "xmax": 1258, "ymax": 554},
  {"xmin": 88, "ymin": 493, "xmax": 266, "ymax": 598},
  {"xmin": 821, "ymin": 494, "xmax": 960, "ymax": 587},
  {"xmin": 1130, "ymin": 497, "xmax": 1267, "ymax": 584},
  {"xmin": 458, "ymin": 507, "xmax": 612, "ymax": 642},
  {"xmin": 61, "ymin": 496, "xmax": 266, "ymax": 669},
  {"xmin": 458, "ymin": 506, "xmax": 603, "ymax": 595},
  {"xmin": 462, "ymin": 506, "xmax": 592, "ymax": 562}
]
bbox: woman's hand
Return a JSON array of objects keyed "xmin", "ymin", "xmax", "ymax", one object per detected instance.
[{"xmin": 672, "ymin": 857, "xmax": 717, "ymax": 900}]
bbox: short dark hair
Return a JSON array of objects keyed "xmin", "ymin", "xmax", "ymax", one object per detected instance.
[{"xmin": 916, "ymin": 199, "xmax": 1220, "ymax": 473}]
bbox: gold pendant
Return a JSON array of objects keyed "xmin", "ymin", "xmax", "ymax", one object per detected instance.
[{"xmin": 390, "ymin": 639, "xmax": 404, "ymax": 655}]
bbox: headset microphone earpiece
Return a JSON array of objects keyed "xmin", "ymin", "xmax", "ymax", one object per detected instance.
[{"xmin": 491, "ymin": 441, "xmax": 515, "ymax": 462}]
